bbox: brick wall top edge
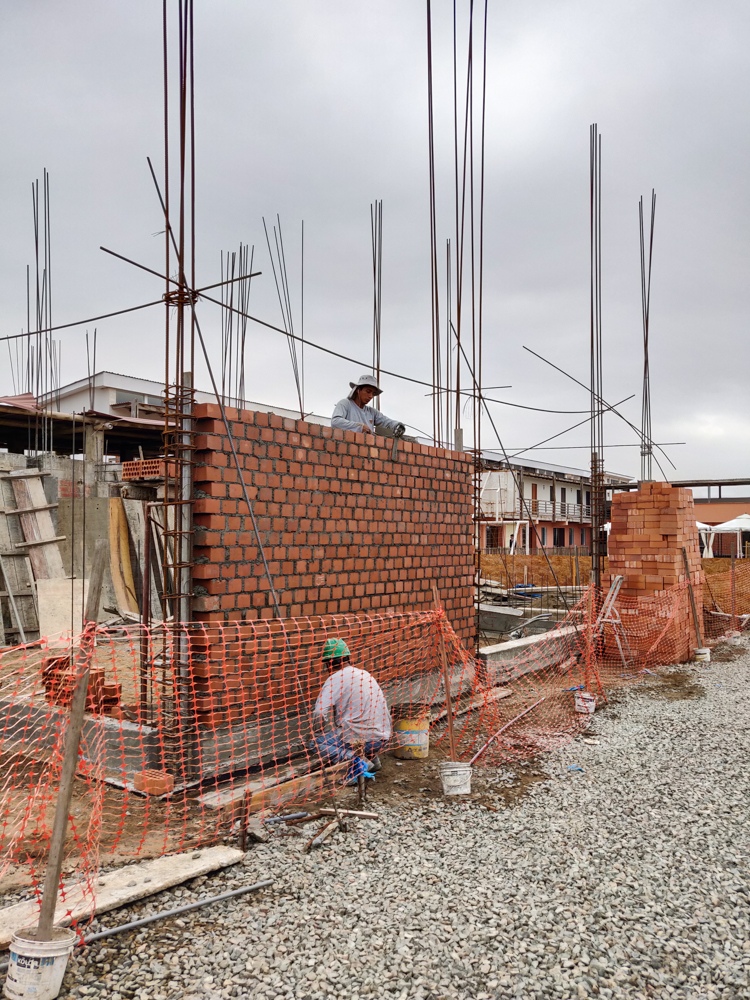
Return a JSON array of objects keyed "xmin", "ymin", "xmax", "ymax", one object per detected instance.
[{"xmin": 193, "ymin": 404, "xmax": 472, "ymax": 467}]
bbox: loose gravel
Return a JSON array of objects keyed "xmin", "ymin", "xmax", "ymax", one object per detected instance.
[{"xmin": 58, "ymin": 639, "xmax": 750, "ymax": 1000}]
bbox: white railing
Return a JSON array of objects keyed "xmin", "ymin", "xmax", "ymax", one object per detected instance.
[{"xmin": 478, "ymin": 500, "xmax": 591, "ymax": 521}]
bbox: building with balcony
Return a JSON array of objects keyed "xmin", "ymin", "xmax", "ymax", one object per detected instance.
[
  {"xmin": 38, "ymin": 371, "xmax": 330, "ymax": 426},
  {"xmin": 477, "ymin": 452, "xmax": 633, "ymax": 554}
]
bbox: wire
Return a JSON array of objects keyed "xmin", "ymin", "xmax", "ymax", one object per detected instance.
[
  {"xmin": 497, "ymin": 441, "xmax": 685, "ymax": 452},
  {"xmin": 0, "ymin": 300, "xmax": 163, "ymax": 345},
  {"xmin": 522, "ymin": 344, "xmax": 675, "ymax": 473},
  {"xmin": 507, "ymin": 394, "xmax": 634, "ymax": 459}
]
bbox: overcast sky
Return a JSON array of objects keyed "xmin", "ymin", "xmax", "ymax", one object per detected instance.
[{"xmin": 1, "ymin": 1, "xmax": 748, "ymax": 489}]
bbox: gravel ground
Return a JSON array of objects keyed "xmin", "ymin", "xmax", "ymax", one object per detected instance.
[{"xmin": 57, "ymin": 639, "xmax": 750, "ymax": 1000}]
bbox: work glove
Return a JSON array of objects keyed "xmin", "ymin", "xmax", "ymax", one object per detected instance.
[{"xmin": 395, "ymin": 423, "xmax": 406, "ymax": 437}]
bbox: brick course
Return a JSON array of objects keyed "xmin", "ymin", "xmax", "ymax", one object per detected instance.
[{"xmin": 191, "ymin": 404, "xmax": 475, "ymax": 643}]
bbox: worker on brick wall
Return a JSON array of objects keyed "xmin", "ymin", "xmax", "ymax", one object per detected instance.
[
  {"xmin": 311, "ymin": 637, "xmax": 392, "ymax": 784},
  {"xmin": 331, "ymin": 374, "xmax": 405, "ymax": 438}
]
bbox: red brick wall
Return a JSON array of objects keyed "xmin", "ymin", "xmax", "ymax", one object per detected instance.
[{"xmin": 190, "ymin": 404, "xmax": 475, "ymax": 643}]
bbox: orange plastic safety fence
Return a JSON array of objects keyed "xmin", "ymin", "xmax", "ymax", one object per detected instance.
[
  {"xmin": 702, "ymin": 560, "xmax": 750, "ymax": 637},
  {"xmin": 0, "ymin": 580, "xmax": 745, "ymax": 932}
]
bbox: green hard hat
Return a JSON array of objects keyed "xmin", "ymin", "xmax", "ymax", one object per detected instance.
[{"xmin": 322, "ymin": 637, "xmax": 350, "ymax": 660}]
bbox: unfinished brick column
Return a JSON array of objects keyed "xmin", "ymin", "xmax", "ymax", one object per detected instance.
[
  {"xmin": 190, "ymin": 404, "xmax": 475, "ymax": 642},
  {"xmin": 606, "ymin": 482, "xmax": 704, "ymax": 661}
]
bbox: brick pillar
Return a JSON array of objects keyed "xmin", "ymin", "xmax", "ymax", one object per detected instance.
[{"xmin": 606, "ymin": 482, "xmax": 703, "ymax": 661}]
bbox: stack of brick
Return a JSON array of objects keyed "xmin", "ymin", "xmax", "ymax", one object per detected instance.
[
  {"xmin": 42, "ymin": 656, "xmax": 122, "ymax": 716},
  {"xmin": 605, "ymin": 482, "xmax": 703, "ymax": 661},
  {"xmin": 606, "ymin": 482, "xmax": 702, "ymax": 597},
  {"xmin": 191, "ymin": 404, "xmax": 475, "ymax": 643}
]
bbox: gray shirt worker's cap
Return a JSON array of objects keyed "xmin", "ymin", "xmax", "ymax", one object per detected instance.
[{"xmin": 347, "ymin": 374, "xmax": 383, "ymax": 400}]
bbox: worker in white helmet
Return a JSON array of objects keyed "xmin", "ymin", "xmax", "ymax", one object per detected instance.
[{"xmin": 331, "ymin": 374, "xmax": 405, "ymax": 438}]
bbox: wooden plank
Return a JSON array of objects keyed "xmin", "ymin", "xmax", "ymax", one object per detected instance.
[
  {"xmin": 15, "ymin": 535, "xmax": 67, "ymax": 548},
  {"xmin": 320, "ymin": 808, "xmax": 379, "ymax": 820},
  {"xmin": 122, "ymin": 499, "xmax": 147, "ymax": 610},
  {"xmin": 431, "ymin": 684, "xmax": 513, "ymax": 723},
  {"xmin": 198, "ymin": 765, "xmax": 298, "ymax": 810},
  {"xmin": 0, "ymin": 479, "xmax": 38, "ymax": 640},
  {"xmin": 2, "ymin": 503, "xmax": 59, "ymax": 515},
  {"xmin": 0, "ymin": 471, "xmax": 49, "ymax": 480},
  {"xmin": 10, "ymin": 476, "xmax": 65, "ymax": 580},
  {"xmin": 0, "ymin": 845, "xmax": 244, "ymax": 948},
  {"xmin": 248, "ymin": 761, "xmax": 349, "ymax": 815},
  {"xmin": 108, "ymin": 498, "xmax": 139, "ymax": 615},
  {"xmin": 303, "ymin": 818, "xmax": 339, "ymax": 852}
]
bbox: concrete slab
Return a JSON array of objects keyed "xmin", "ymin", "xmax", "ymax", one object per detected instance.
[{"xmin": 478, "ymin": 625, "xmax": 584, "ymax": 686}]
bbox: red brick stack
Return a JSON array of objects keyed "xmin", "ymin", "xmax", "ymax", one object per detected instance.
[
  {"xmin": 605, "ymin": 482, "xmax": 703, "ymax": 661},
  {"xmin": 191, "ymin": 404, "xmax": 475, "ymax": 642},
  {"xmin": 42, "ymin": 656, "xmax": 122, "ymax": 716},
  {"xmin": 606, "ymin": 482, "xmax": 703, "ymax": 597}
]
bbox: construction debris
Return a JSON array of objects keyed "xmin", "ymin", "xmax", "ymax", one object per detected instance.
[{"xmin": 302, "ymin": 818, "xmax": 340, "ymax": 853}]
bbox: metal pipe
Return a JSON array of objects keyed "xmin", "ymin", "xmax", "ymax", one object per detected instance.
[
  {"xmin": 264, "ymin": 812, "xmax": 309, "ymax": 824},
  {"xmin": 0, "ymin": 880, "xmax": 274, "ymax": 973},
  {"xmin": 81, "ymin": 878, "xmax": 274, "ymax": 945}
]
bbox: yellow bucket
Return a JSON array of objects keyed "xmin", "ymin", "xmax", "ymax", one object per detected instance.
[{"xmin": 392, "ymin": 717, "xmax": 430, "ymax": 759}]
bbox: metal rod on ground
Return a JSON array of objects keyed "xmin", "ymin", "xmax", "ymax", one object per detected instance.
[
  {"xmin": 681, "ymin": 546, "xmax": 703, "ymax": 650},
  {"xmin": 731, "ymin": 553, "xmax": 737, "ymax": 632},
  {"xmin": 469, "ymin": 697, "xmax": 546, "ymax": 766},
  {"xmin": 61, "ymin": 879, "xmax": 273, "ymax": 960},
  {"xmin": 37, "ymin": 538, "xmax": 107, "ymax": 941},
  {"xmin": 81, "ymin": 879, "xmax": 273, "ymax": 946},
  {"xmin": 432, "ymin": 584, "xmax": 457, "ymax": 761}
]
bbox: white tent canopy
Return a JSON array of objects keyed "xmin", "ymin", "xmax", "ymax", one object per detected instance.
[
  {"xmin": 700, "ymin": 513, "xmax": 750, "ymax": 558},
  {"xmin": 708, "ymin": 513, "xmax": 750, "ymax": 533}
]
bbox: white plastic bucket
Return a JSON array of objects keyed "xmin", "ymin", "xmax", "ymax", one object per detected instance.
[
  {"xmin": 693, "ymin": 648, "xmax": 711, "ymax": 663},
  {"xmin": 574, "ymin": 691, "xmax": 597, "ymax": 715},
  {"xmin": 439, "ymin": 761, "xmax": 472, "ymax": 795},
  {"xmin": 4, "ymin": 927, "xmax": 76, "ymax": 1000}
]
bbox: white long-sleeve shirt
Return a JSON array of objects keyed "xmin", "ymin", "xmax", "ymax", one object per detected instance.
[
  {"xmin": 312, "ymin": 666, "xmax": 392, "ymax": 745},
  {"xmin": 331, "ymin": 397, "xmax": 401, "ymax": 435}
]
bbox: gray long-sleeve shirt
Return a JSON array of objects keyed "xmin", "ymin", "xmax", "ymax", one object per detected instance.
[{"xmin": 331, "ymin": 397, "xmax": 401, "ymax": 434}]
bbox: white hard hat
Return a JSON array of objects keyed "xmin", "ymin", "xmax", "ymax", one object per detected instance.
[{"xmin": 348, "ymin": 374, "xmax": 383, "ymax": 399}]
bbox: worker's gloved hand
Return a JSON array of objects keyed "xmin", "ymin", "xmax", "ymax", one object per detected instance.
[{"xmin": 394, "ymin": 423, "xmax": 406, "ymax": 437}]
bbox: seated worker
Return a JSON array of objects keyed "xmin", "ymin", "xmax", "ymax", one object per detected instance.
[
  {"xmin": 331, "ymin": 374, "xmax": 405, "ymax": 438},
  {"xmin": 311, "ymin": 638, "xmax": 392, "ymax": 782}
]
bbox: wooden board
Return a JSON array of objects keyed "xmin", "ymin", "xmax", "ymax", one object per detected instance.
[
  {"xmin": 0, "ymin": 479, "xmax": 39, "ymax": 641},
  {"xmin": 0, "ymin": 845, "xmax": 244, "ymax": 948},
  {"xmin": 431, "ymin": 684, "xmax": 513, "ymax": 723},
  {"xmin": 108, "ymin": 498, "xmax": 139, "ymax": 615},
  {"xmin": 198, "ymin": 766, "xmax": 298, "ymax": 810},
  {"xmin": 248, "ymin": 761, "xmax": 349, "ymax": 814},
  {"xmin": 9, "ymin": 475, "xmax": 65, "ymax": 580}
]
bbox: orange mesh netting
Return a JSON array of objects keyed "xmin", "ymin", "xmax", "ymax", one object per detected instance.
[{"xmin": 0, "ymin": 574, "xmax": 747, "ymax": 930}]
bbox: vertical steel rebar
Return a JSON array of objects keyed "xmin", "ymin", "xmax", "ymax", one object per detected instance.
[{"xmin": 589, "ymin": 124, "xmax": 605, "ymax": 590}]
